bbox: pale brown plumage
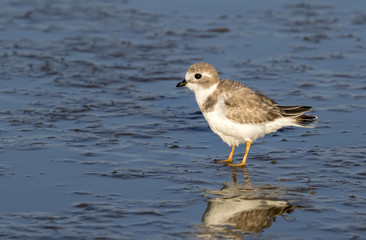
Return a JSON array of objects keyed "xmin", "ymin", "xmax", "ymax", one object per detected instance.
[{"xmin": 202, "ymin": 79, "xmax": 316, "ymax": 126}]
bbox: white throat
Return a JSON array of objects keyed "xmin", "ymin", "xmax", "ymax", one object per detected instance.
[{"xmin": 192, "ymin": 83, "xmax": 218, "ymax": 109}]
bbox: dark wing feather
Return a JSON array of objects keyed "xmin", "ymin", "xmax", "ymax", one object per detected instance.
[
  {"xmin": 280, "ymin": 106, "xmax": 311, "ymax": 116},
  {"xmin": 279, "ymin": 105, "xmax": 317, "ymax": 126}
]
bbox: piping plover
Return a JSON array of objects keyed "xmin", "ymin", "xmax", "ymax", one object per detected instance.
[{"xmin": 176, "ymin": 62, "xmax": 317, "ymax": 167}]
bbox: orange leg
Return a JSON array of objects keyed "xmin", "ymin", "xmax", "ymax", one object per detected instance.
[
  {"xmin": 218, "ymin": 145, "xmax": 235, "ymax": 164},
  {"xmin": 229, "ymin": 141, "xmax": 251, "ymax": 167}
]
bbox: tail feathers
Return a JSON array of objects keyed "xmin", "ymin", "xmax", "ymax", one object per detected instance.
[
  {"xmin": 280, "ymin": 105, "xmax": 317, "ymax": 127},
  {"xmin": 295, "ymin": 114, "xmax": 317, "ymax": 127}
]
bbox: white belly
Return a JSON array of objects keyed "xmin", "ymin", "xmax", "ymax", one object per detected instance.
[{"xmin": 203, "ymin": 111, "xmax": 266, "ymax": 146}]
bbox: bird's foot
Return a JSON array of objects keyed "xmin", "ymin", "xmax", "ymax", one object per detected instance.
[
  {"xmin": 218, "ymin": 158, "xmax": 232, "ymax": 164},
  {"xmin": 228, "ymin": 163, "xmax": 246, "ymax": 168}
]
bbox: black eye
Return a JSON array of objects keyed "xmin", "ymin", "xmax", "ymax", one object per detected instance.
[{"xmin": 195, "ymin": 73, "xmax": 202, "ymax": 79}]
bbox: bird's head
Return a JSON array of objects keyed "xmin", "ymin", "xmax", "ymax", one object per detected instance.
[{"xmin": 176, "ymin": 62, "xmax": 220, "ymax": 93}]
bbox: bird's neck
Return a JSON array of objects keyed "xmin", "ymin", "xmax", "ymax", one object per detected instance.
[{"xmin": 194, "ymin": 83, "xmax": 218, "ymax": 109}]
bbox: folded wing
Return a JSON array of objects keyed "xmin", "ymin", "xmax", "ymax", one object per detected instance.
[{"xmin": 221, "ymin": 80, "xmax": 317, "ymax": 126}]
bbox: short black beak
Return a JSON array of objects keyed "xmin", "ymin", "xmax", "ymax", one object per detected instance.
[{"xmin": 176, "ymin": 79, "xmax": 187, "ymax": 87}]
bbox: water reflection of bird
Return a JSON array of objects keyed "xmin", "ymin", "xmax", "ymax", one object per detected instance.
[
  {"xmin": 198, "ymin": 181, "xmax": 299, "ymax": 238},
  {"xmin": 176, "ymin": 62, "xmax": 317, "ymax": 167},
  {"xmin": 202, "ymin": 197, "xmax": 296, "ymax": 233}
]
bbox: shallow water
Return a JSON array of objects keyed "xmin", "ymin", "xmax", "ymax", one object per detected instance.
[{"xmin": 0, "ymin": 0, "xmax": 366, "ymax": 239}]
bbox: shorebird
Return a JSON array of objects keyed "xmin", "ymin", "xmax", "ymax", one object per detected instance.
[{"xmin": 176, "ymin": 62, "xmax": 317, "ymax": 167}]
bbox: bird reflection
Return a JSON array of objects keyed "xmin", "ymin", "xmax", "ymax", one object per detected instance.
[
  {"xmin": 202, "ymin": 197, "xmax": 295, "ymax": 233},
  {"xmin": 198, "ymin": 171, "xmax": 299, "ymax": 238},
  {"xmin": 231, "ymin": 168, "xmax": 250, "ymax": 185}
]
